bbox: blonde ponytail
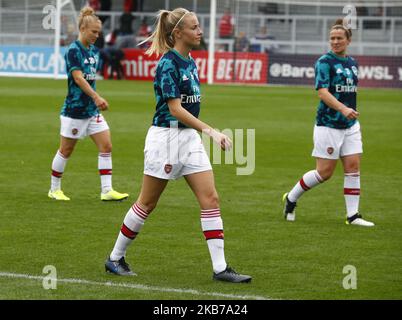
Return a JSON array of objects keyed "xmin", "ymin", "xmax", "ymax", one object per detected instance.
[{"xmin": 140, "ymin": 8, "xmax": 192, "ymax": 56}]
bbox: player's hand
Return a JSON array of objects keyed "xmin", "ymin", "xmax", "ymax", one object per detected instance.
[
  {"xmin": 94, "ymin": 96, "xmax": 109, "ymax": 111},
  {"xmin": 341, "ymin": 107, "xmax": 359, "ymax": 120},
  {"xmin": 208, "ymin": 129, "xmax": 232, "ymax": 151}
]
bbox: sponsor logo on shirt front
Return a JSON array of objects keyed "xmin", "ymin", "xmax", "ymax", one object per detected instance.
[
  {"xmin": 83, "ymin": 73, "xmax": 96, "ymax": 81},
  {"xmin": 336, "ymin": 84, "xmax": 357, "ymax": 92},
  {"xmin": 336, "ymin": 77, "xmax": 357, "ymax": 93},
  {"xmin": 181, "ymin": 94, "xmax": 201, "ymax": 103}
]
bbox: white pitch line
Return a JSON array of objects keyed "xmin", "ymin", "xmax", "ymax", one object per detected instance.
[{"xmin": 0, "ymin": 272, "xmax": 272, "ymax": 300}]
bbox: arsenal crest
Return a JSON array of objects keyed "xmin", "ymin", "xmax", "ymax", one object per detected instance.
[
  {"xmin": 72, "ymin": 128, "xmax": 78, "ymax": 135},
  {"xmin": 327, "ymin": 147, "xmax": 334, "ymax": 155},
  {"xmin": 164, "ymin": 164, "xmax": 172, "ymax": 174}
]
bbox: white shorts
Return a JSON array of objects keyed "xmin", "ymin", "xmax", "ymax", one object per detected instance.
[
  {"xmin": 60, "ymin": 114, "xmax": 109, "ymax": 139},
  {"xmin": 144, "ymin": 126, "xmax": 212, "ymax": 180},
  {"xmin": 312, "ymin": 121, "xmax": 363, "ymax": 159}
]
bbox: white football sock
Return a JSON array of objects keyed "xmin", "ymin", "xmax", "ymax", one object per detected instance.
[
  {"xmin": 99, "ymin": 152, "xmax": 112, "ymax": 194},
  {"xmin": 50, "ymin": 150, "xmax": 68, "ymax": 191},
  {"xmin": 201, "ymin": 208, "xmax": 227, "ymax": 274},
  {"xmin": 288, "ymin": 170, "xmax": 323, "ymax": 203},
  {"xmin": 344, "ymin": 172, "xmax": 360, "ymax": 218},
  {"xmin": 110, "ymin": 203, "xmax": 150, "ymax": 261}
]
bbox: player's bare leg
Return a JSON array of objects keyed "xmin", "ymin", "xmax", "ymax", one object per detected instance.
[{"xmin": 106, "ymin": 175, "xmax": 168, "ymax": 275}]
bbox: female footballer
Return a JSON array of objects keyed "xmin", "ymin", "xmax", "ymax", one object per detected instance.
[
  {"xmin": 283, "ymin": 19, "xmax": 374, "ymax": 227},
  {"xmin": 105, "ymin": 8, "xmax": 251, "ymax": 283},
  {"xmin": 48, "ymin": 7, "xmax": 128, "ymax": 201}
]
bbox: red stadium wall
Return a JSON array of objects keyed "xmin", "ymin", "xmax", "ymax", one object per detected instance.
[
  {"xmin": 121, "ymin": 49, "xmax": 267, "ymax": 84},
  {"xmin": 119, "ymin": 49, "xmax": 402, "ymax": 88}
]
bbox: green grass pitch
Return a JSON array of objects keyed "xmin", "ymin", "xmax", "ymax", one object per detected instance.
[{"xmin": 0, "ymin": 77, "xmax": 401, "ymax": 300}]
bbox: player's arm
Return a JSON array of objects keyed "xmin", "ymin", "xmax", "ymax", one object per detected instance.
[
  {"xmin": 317, "ymin": 88, "xmax": 359, "ymax": 120},
  {"xmin": 71, "ymin": 70, "xmax": 108, "ymax": 110},
  {"xmin": 167, "ymin": 98, "xmax": 232, "ymax": 150}
]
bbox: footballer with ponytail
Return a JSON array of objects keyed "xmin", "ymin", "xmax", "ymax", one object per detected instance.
[
  {"xmin": 106, "ymin": 8, "xmax": 253, "ymax": 283},
  {"xmin": 138, "ymin": 8, "xmax": 193, "ymax": 56},
  {"xmin": 283, "ymin": 18, "xmax": 375, "ymax": 227},
  {"xmin": 48, "ymin": 6, "xmax": 129, "ymax": 202}
]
